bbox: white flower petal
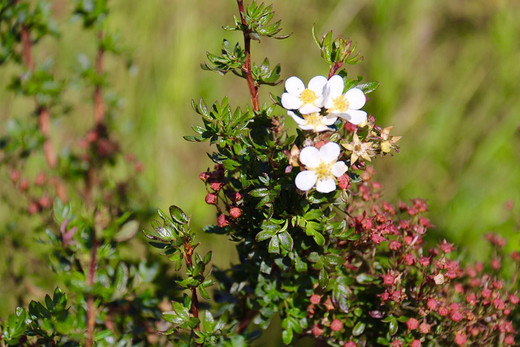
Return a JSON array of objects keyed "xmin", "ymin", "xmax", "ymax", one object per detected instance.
[
  {"xmin": 285, "ymin": 76, "xmax": 305, "ymax": 94},
  {"xmin": 308, "ymin": 75, "xmax": 328, "ymax": 96},
  {"xmin": 299, "ymin": 104, "xmax": 321, "ymax": 114},
  {"xmin": 295, "ymin": 170, "xmax": 317, "ymax": 191},
  {"xmin": 316, "ymin": 177, "xmax": 336, "ymax": 193},
  {"xmin": 299, "ymin": 146, "xmax": 320, "ymax": 168},
  {"xmin": 345, "ymin": 88, "xmax": 366, "ymax": 109},
  {"xmin": 288, "ymin": 111, "xmax": 305, "ymax": 125},
  {"xmin": 299, "ymin": 124, "xmax": 314, "ymax": 131},
  {"xmin": 345, "ymin": 110, "xmax": 367, "ymax": 125},
  {"xmin": 319, "ymin": 142, "xmax": 340, "ymax": 164},
  {"xmin": 331, "ymin": 161, "xmax": 348, "ymax": 177},
  {"xmin": 314, "ymin": 124, "xmax": 332, "ymax": 132},
  {"xmin": 282, "ymin": 93, "xmax": 303, "ymax": 110},
  {"xmin": 322, "ymin": 115, "xmax": 337, "ymax": 125},
  {"xmin": 325, "ymin": 75, "xmax": 344, "ymax": 101}
]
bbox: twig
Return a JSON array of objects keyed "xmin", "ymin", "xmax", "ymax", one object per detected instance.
[{"xmin": 236, "ymin": 0, "xmax": 260, "ymax": 112}]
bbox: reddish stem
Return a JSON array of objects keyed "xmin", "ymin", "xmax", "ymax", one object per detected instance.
[
  {"xmin": 86, "ymin": 231, "xmax": 99, "ymax": 347},
  {"xmin": 328, "ymin": 62, "xmax": 343, "ymax": 79},
  {"xmin": 236, "ymin": 0, "xmax": 260, "ymax": 112},
  {"xmin": 21, "ymin": 26, "xmax": 58, "ymax": 169},
  {"xmin": 94, "ymin": 31, "xmax": 105, "ymax": 124}
]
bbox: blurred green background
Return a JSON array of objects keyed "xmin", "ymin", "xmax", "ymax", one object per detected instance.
[{"xmin": 1, "ymin": 0, "xmax": 520, "ymax": 338}]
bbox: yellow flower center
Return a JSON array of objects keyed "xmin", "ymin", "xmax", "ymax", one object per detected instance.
[
  {"xmin": 302, "ymin": 113, "xmax": 322, "ymax": 128},
  {"xmin": 332, "ymin": 96, "xmax": 349, "ymax": 112},
  {"xmin": 300, "ymin": 88, "xmax": 317, "ymax": 104},
  {"xmin": 313, "ymin": 161, "xmax": 333, "ymax": 181}
]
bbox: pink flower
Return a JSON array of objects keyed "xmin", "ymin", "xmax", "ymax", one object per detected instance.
[
  {"xmin": 411, "ymin": 339, "xmax": 421, "ymax": 347},
  {"xmin": 344, "ymin": 341, "xmax": 357, "ymax": 347}
]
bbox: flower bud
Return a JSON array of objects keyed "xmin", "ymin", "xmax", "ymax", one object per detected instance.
[
  {"xmin": 205, "ymin": 193, "xmax": 218, "ymax": 205},
  {"xmin": 229, "ymin": 207, "xmax": 242, "ymax": 219},
  {"xmin": 330, "ymin": 319, "xmax": 343, "ymax": 332},
  {"xmin": 217, "ymin": 214, "xmax": 230, "ymax": 227}
]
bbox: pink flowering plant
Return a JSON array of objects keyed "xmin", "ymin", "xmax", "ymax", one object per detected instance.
[{"xmin": 0, "ymin": 1, "xmax": 519, "ymax": 346}]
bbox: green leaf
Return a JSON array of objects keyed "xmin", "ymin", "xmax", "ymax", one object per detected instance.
[
  {"xmin": 249, "ymin": 188, "xmax": 269, "ymax": 198},
  {"xmin": 114, "ymin": 220, "xmax": 139, "ymax": 242},
  {"xmin": 169, "ymin": 205, "xmax": 189, "ymax": 224},
  {"xmin": 256, "ymin": 229, "xmax": 275, "ymax": 242},
  {"xmin": 352, "ymin": 321, "xmax": 366, "ymax": 336},
  {"xmin": 312, "ymin": 230, "xmax": 325, "ymax": 246},
  {"xmin": 278, "ymin": 231, "xmax": 293, "ymax": 252},
  {"xmin": 268, "ymin": 235, "xmax": 280, "ymax": 254},
  {"xmin": 304, "ymin": 209, "xmax": 322, "ymax": 221},
  {"xmin": 282, "ymin": 328, "xmax": 293, "ymax": 345}
]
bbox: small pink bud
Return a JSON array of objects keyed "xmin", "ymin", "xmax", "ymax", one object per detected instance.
[
  {"xmin": 9, "ymin": 170, "xmax": 21, "ymax": 183},
  {"xmin": 199, "ymin": 171, "xmax": 211, "ymax": 182},
  {"xmin": 505, "ymin": 335, "xmax": 515, "ymax": 345},
  {"xmin": 344, "ymin": 341, "xmax": 356, "ymax": 347},
  {"xmin": 229, "ymin": 207, "xmax": 242, "ymax": 219},
  {"xmin": 311, "ymin": 325, "xmax": 323, "ymax": 337},
  {"xmin": 406, "ymin": 318, "xmax": 419, "ymax": 330},
  {"xmin": 209, "ymin": 181, "xmax": 223, "ymax": 191},
  {"xmin": 419, "ymin": 322, "xmax": 431, "ymax": 334},
  {"xmin": 330, "ymin": 319, "xmax": 343, "ymax": 332},
  {"xmin": 383, "ymin": 272, "xmax": 395, "ymax": 286},
  {"xmin": 509, "ymin": 294, "xmax": 519, "ymax": 305},
  {"xmin": 310, "ymin": 294, "xmax": 321, "ymax": 305},
  {"xmin": 28, "ymin": 202, "xmax": 39, "ymax": 215},
  {"xmin": 454, "ymin": 331, "xmax": 466, "ymax": 346},
  {"xmin": 34, "ymin": 172, "xmax": 46, "ymax": 186},
  {"xmin": 19, "ymin": 179, "xmax": 29, "ymax": 191},
  {"xmin": 426, "ymin": 298, "xmax": 438, "ymax": 310},
  {"xmin": 411, "ymin": 340, "xmax": 421, "ymax": 347},
  {"xmin": 389, "ymin": 240, "xmax": 401, "ymax": 250},
  {"xmin": 39, "ymin": 195, "xmax": 51, "ymax": 209},
  {"xmin": 205, "ymin": 193, "xmax": 218, "ymax": 205},
  {"xmin": 217, "ymin": 214, "xmax": 230, "ymax": 227}
]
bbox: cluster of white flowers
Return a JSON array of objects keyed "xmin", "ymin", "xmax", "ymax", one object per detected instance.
[
  {"xmin": 281, "ymin": 75, "xmax": 367, "ymax": 132},
  {"xmin": 280, "ymin": 74, "xmax": 368, "ymax": 193}
]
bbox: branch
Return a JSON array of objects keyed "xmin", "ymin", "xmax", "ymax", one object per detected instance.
[{"xmin": 236, "ymin": 0, "xmax": 260, "ymax": 112}]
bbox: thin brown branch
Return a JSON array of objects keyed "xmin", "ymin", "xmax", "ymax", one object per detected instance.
[
  {"xmin": 236, "ymin": 0, "xmax": 259, "ymax": 112},
  {"xmin": 94, "ymin": 31, "xmax": 105, "ymax": 124},
  {"xmin": 21, "ymin": 26, "xmax": 58, "ymax": 169},
  {"xmin": 86, "ymin": 230, "xmax": 99, "ymax": 347}
]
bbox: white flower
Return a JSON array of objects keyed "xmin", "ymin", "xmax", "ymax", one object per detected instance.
[
  {"xmin": 281, "ymin": 75, "xmax": 328, "ymax": 114},
  {"xmin": 295, "ymin": 142, "xmax": 348, "ymax": 193},
  {"xmin": 287, "ymin": 111, "xmax": 337, "ymax": 133},
  {"xmin": 324, "ymin": 75, "xmax": 367, "ymax": 125}
]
